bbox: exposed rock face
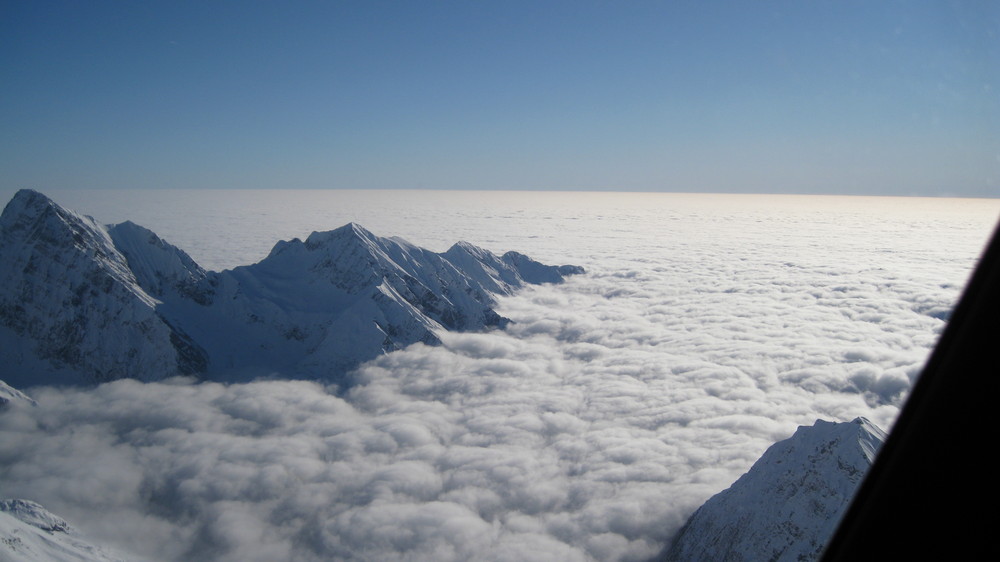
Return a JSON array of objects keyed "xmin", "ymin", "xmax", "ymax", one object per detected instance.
[
  {"xmin": 663, "ymin": 417, "xmax": 886, "ymax": 562},
  {"xmin": 0, "ymin": 190, "xmax": 583, "ymax": 386}
]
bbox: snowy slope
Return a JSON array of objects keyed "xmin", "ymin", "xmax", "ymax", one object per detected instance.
[
  {"xmin": 0, "ymin": 499, "xmax": 127, "ymax": 562},
  {"xmin": 0, "ymin": 380, "xmax": 36, "ymax": 408},
  {"xmin": 0, "ymin": 190, "xmax": 583, "ymax": 385},
  {"xmin": 0, "ymin": 190, "xmax": 195, "ymax": 387},
  {"xmin": 663, "ymin": 417, "xmax": 886, "ymax": 562}
]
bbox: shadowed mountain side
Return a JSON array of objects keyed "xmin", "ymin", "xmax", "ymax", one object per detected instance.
[{"xmin": 0, "ymin": 190, "xmax": 583, "ymax": 386}]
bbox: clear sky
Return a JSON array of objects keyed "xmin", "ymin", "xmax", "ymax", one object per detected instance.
[{"xmin": 1, "ymin": 1, "xmax": 997, "ymax": 196}]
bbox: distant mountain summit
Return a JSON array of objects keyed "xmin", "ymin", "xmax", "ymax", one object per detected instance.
[
  {"xmin": 663, "ymin": 417, "xmax": 886, "ymax": 562},
  {"xmin": 0, "ymin": 190, "xmax": 583, "ymax": 386}
]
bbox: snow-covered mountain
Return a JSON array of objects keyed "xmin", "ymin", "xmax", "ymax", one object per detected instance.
[
  {"xmin": 0, "ymin": 189, "xmax": 189, "ymax": 386},
  {"xmin": 0, "ymin": 499, "xmax": 128, "ymax": 562},
  {"xmin": 0, "ymin": 190, "xmax": 583, "ymax": 386},
  {"xmin": 662, "ymin": 417, "xmax": 886, "ymax": 562},
  {"xmin": 0, "ymin": 380, "xmax": 36, "ymax": 408}
]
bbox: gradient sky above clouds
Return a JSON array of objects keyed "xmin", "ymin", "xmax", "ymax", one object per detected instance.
[{"xmin": 1, "ymin": 1, "xmax": 998, "ymax": 195}]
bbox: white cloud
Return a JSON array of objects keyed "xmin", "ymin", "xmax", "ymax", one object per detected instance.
[{"xmin": 2, "ymin": 192, "xmax": 995, "ymax": 560}]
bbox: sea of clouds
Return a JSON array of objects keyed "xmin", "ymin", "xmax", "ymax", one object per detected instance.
[{"xmin": 0, "ymin": 190, "xmax": 997, "ymax": 561}]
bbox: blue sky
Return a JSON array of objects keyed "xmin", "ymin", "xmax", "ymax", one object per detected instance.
[{"xmin": 2, "ymin": 1, "xmax": 997, "ymax": 196}]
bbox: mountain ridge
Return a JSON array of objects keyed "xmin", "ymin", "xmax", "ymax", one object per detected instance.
[{"xmin": 0, "ymin": 190, "xmax": 583, "ymax": 386}]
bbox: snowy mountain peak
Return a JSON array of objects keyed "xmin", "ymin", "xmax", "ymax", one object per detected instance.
[
  {"xmin": 848, "ymin": 416, "xmax": 887, "ymax": 463},
  {"xmin": 0, "ymin": 191, "xmax": 189, "ymax": 386},
  {"xmin": 0, "ymin": 499, "xmax": 128, "ymax": 561},
  {"xmin": 0, "ymin": 499, "xmax": 73, "ymax": 534},
  {"xmin": 785, "ymin": 417, "xmax": 886, "ymax": 468},
  {"xmin": 219, "ymin": 222, "xmax": 583, "ymax": 377},
  {"xmin": 2, "ymin": 189, "xmax": 91, "ymax": 244},
  {"xmin": 0, "ymin": 190, "xmax": 135, "ymax": 284},
  {"xmin": 0, "ymin": 380, "xmax": 37, "ymax": 407},
  {"xmin": 447, "ymin": 240, "xmax": 492, "ymax": 259},
  {"xmin": 664, "ymin": 417, "xmax": 886, "ymax": 562},
  {"xmin": 0, "ymin": 189, "xmax": 65, "ymax": 232},
  {"xmin": 0, "ymin": 191, "xmax": 583, "ymax": 386},
  {"xmin": 0, "ymin": 190, "xmax": 47, "ymax": 228},
  {"xmin": 304, "ymin": 222, "xmax": 378, "ymax": 250},
  {"xmin": 107, "ymin": 220, "xmax": 207, "ymax": 300}
]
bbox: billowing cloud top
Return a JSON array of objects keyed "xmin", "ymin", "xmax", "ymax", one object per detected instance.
[{"xmin": 0, "ymin": 190, "xmax": 996, "ymax": 561}]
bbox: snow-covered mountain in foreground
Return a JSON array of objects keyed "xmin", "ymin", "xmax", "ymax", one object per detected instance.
[
  {"xmin": 663, "ymin": 417, "xmax": 886, "ymax": 562},
  {"xmin": 0, "ymin": 499, "xmax": 126, "ymax": 562},
  {"xmin": 0, "ymin": 190, "xmax": 583, "ymax": 386}
]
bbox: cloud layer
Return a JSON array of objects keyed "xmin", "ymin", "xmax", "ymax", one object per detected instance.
[{"xmin": 1, "ymin": 192, "xmax": 996, "ymax": 561}]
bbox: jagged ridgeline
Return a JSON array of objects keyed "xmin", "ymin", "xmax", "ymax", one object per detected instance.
[{"xmin": 0, "ymin": 190, "xmax": 583, "ymax": 386}]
